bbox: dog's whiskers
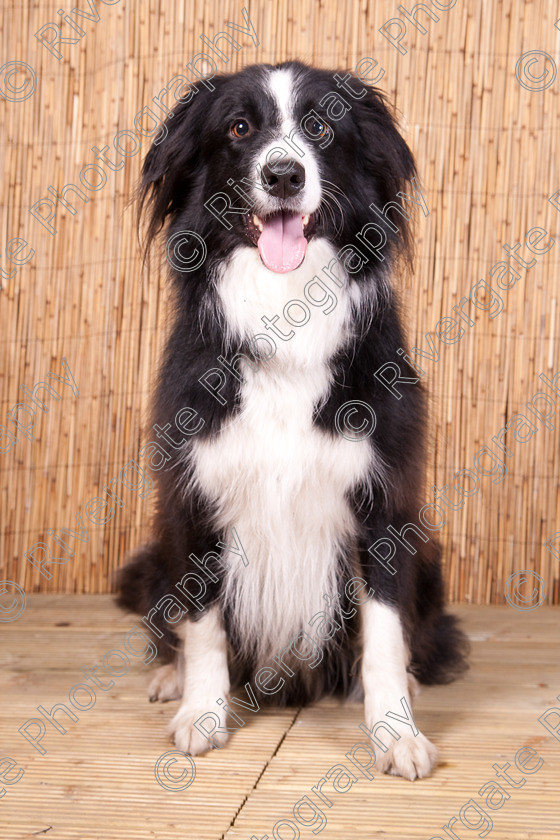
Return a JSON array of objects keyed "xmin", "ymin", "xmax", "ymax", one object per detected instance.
[{"xmin": 318, "ymin": 181, "xmax": 346, "ymax": 237}]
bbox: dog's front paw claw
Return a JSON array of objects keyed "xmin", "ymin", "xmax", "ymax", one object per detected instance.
[
  {"xmin": 376, "ymin": 731, "xmax": 438, "ymax": 780},
  {"xmin": 168, "ymin": 705, "xmax": 230, "ymax": 756}
]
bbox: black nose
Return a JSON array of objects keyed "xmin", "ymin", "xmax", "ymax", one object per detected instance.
[{"xmin": 261, "ymin": 160, "xmax": 305, "ymax": 198}]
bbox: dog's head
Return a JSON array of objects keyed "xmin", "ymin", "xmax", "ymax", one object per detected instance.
[{"xmin": 139, "ymin": 61, "xmax": 416, "ymax": 276}]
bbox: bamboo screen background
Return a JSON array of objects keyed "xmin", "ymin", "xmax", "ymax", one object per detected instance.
[{"xmin": 1, "ymin": 0, "xmax": 559, "ymax": 604}]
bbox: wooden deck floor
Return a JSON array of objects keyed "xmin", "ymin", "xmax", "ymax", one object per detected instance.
[{"xmin": 1, "ymin": 597, "xmax": 559, "ymax": 840}]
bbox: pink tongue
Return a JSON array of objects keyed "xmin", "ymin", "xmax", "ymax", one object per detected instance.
[{"xmin": 257, "ymin": 212, "xmax": 307, "ymax": 273}]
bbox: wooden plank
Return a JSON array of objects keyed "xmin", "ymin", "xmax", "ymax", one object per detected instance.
[{"xmin": 1, "ymin": 597, "xmax": 559, "ymax": 839}]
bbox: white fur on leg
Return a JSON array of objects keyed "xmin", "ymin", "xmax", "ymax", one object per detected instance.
[
  {"xmin": 361, "ymin": 599, "xmax": 438, "ymax": 780},
  {"xmin": 168, "ymin": 606, "xmax": 231, "ymax": 755}
]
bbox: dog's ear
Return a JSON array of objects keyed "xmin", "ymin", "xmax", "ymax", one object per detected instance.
[
  {"xmin": 349, "ymin": 82, "xmax": 417, "ymax": 263},
  {"xmin": 137, "ymin": 83, "xmax": 213, "ymax": 256}
]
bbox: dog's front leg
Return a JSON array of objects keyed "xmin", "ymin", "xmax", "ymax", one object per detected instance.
[
  {"xmin": 168, "ymin": 604, "xmax": 232, "ymax": 755},
  {"xmin": 360, "ymin": 598, "xmax": 438, "ymax": 780}
]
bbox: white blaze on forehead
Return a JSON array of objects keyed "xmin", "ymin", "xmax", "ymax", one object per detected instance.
[
  {"xmin": 268, "ymin": 67, "xmax": 296, "ymax": 135},
  {"xmin": 249, "ymin": 65, "xmax": 322, "ymax": 217}
]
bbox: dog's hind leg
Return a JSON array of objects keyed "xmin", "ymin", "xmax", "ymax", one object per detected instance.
[{"xmin": 148, "ymin": 658, "xmax": 184, "ymax": 702}]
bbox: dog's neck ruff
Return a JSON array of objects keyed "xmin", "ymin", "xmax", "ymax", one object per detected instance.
[{"xmin": 185, "ymin": 240, "xmax": 379, "ymax": 665}]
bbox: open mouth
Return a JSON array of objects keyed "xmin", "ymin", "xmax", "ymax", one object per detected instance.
[{"xmin": 245, "ymin": 211, "xmax": 316, "ymax": 273}]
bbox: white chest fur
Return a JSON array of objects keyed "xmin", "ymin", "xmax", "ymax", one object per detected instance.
[{"xmin": 187, "ymin": 241, "xmax": 376, "ymax": 663}]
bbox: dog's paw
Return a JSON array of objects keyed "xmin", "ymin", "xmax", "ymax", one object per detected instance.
[
  {"xmin": 168, "ymin": 704, "xmax": 230, "ymax": 755},
  {"xmin": 375, "ymin": 731, "xmax": 438, "ymax": 780},
  {"xmin": 148, "ymin": 664, "xmax": 183, "ymax": 703}
]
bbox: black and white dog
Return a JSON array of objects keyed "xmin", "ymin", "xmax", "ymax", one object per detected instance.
[{"xmin": 117, "ymin": 61, "xmax": 468, "ymax": 779}]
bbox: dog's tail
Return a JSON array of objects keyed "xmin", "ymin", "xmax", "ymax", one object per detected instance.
[
  {"xmin": 409, "ymin": 548, "xmax": 470, "ymax": 685},
  {"xmin": 115, "ymin": 542, "xmax": 178, "ymax": 662},
  {"xmin": 411, "ymin": 611, "xmax": 470, "ymax": 685}
]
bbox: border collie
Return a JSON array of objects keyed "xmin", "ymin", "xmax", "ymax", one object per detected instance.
[{"xmin": 117, "ymin": 60, "xmax": 468, "ymax": 780}]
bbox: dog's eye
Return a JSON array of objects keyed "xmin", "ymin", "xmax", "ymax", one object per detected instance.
[
  {"xmin": 307, "ymin": 119, "xmax": 328, "ymax": 137},
  {"xmin": 231, "ymin": 119, "xmax": 251, "ymax": 138}
]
